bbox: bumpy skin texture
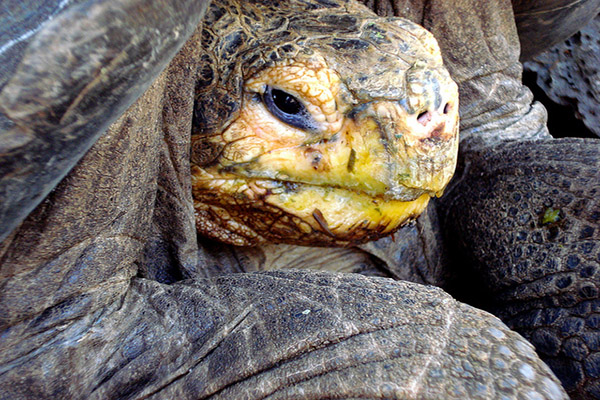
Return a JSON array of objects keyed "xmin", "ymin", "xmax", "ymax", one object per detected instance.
[
  {"xmin": 442, "ymin": 139, "xmax": 600, "ymax": 398},
  {"xmin": 0, "ymin": 269, "xmax": 566, "ymax": 400},
  {"xmin": 0, "ymin": 0, "xmax": 572, "ymax": 398}
]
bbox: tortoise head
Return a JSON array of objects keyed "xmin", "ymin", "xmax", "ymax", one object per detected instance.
[{"xmin": 191, "ymin": 1, "xmax": 459, "ymax": 246}]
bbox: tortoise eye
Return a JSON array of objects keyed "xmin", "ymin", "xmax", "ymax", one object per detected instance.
[
  {"xmin": 271, "ymin": 88, "xmax": 302, "ymax": 114},
  {"xmin": 263, "ymin": 86, "xmax": 318, "ymax": 132}
]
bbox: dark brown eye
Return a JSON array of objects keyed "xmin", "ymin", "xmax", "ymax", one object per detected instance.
[
  {"xmin": 263, "ymin": 86, "xmax": 318, "ymax": 132},
  {"xmin": 271, "ymin": 88, "xmax": 303, "ymax": 114}
]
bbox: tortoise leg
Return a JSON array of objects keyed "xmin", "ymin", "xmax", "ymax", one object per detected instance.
[
  {"xmin": 0, "ymin": 0, "xmax": 208, "ymax": 243},
  {"xmin": 0, "ymin": 267, "xmax": 568, "ymax": 399},
  {"xmin": 442, "ymin": 138, "xmax": 600, "ymax": 398}
]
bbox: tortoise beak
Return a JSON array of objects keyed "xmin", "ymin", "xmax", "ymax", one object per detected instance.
[{"xmin": 353, "ymin": 87, "xmax": 459, "ymax": 201}]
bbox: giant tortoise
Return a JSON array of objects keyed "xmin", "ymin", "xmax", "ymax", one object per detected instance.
[{"xmin": 0, "ymin": 0, "xmax": 599, "ymax": 398}]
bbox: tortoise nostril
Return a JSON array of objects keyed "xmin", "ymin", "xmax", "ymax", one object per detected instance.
[
  {"xmin": 417, "ymin": 110, "xmax": 432, "ymax": 126},
  {"xmin": 443, "ymin": 102, "xmax": 451, "ymax": 114}
]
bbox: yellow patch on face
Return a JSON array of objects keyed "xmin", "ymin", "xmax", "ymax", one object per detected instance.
[{"xmin": 268, "ymin": 187, "xmax": 431, "ymax": 238}]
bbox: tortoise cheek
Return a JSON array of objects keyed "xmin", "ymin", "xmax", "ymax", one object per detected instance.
[{"xmin": 191, "ymin": 135, "xmax": 223, "ymax": 167}]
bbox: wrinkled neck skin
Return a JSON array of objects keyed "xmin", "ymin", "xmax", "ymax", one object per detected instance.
[{"xmin": 191, "ymin": 0, "xmax": 459, "ymax": 256}]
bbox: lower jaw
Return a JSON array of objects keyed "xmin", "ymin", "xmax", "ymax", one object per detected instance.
[{"xmin": 192, "ymin": 177, "xmax": 431, "ymax": 246}]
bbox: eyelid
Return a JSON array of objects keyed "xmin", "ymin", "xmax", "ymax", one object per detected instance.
[{"xmin": 262, "ymin": 86, "xmax": 319, "ymax": 132}]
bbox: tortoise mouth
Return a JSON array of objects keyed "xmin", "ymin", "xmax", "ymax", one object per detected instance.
[
  {"xmin": 235, "ymin": 176, "xmax": 432, "ymax": 202},
  {"xmin": 192, "ymin": 174, "xmax": 431, "ymax": 246},
  {"xmin": 260, "ymin": 179, "xmax": 430, "ymax": 232}
]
